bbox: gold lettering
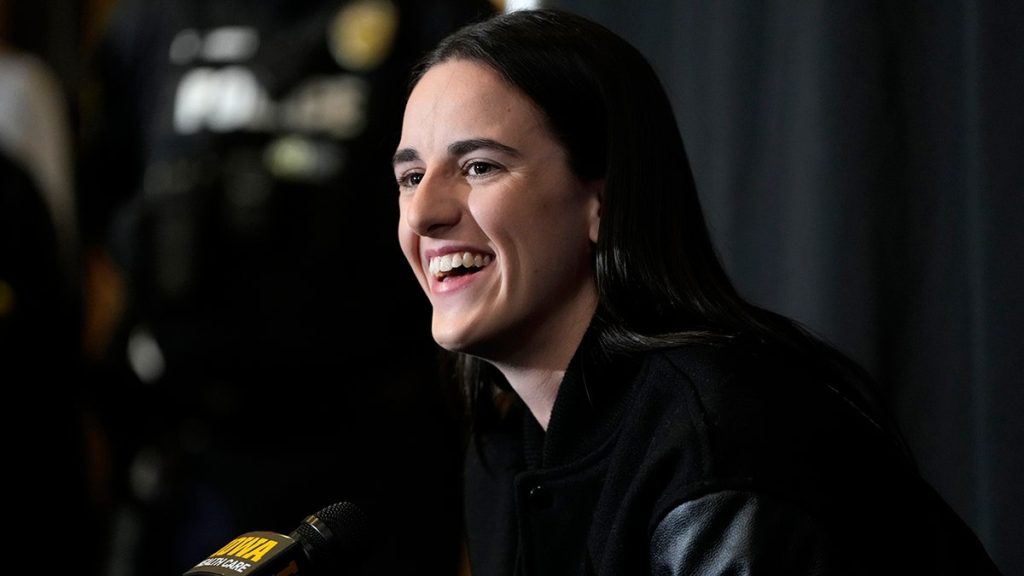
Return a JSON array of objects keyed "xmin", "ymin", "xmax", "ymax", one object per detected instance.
[
  {"xmin": 226, "ymin": 537, "xmax": 259, "ymax": 557},
  {"xmin": 241, "ymin": 539, "xmax": 279, "ymax": 562},
  {"xmin": 232, "ymin": 537, "xmax": 267, "ymax": 558}
]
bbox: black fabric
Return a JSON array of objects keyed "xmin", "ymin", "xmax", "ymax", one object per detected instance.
[
  {"xmin": 549, "ymin": 2, "xmax": 1024, "ymax": 575},
  {"xmin": 463, "ymin": 337, "xmax": 1002, "ymax": 575}
]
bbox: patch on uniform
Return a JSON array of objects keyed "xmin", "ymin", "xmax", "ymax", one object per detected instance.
[{"xmin": 328, "ymin": 0, "xmax": 399, "ymax": 72}]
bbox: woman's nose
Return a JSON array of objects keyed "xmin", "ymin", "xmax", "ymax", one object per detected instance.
[{"xmin": 404, "ymin": 171, "xmax": 463, "ymax": 236}]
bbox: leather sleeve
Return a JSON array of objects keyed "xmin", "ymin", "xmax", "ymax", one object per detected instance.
[{"xmin": 650, "ymin": 490, "xmax": 834, "ymax": 576}]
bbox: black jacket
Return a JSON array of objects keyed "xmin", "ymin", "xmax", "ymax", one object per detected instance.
[{"xmin": 463, "ymin": 337, "xmax": 1001, "ymax": 575}]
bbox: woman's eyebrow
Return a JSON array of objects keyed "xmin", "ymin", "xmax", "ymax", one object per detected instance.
[
  {"xmin": 448, "ymin": 138, "xmax": 521, "ymax": 158},
  {"xmin": 393, "ymin": 139, "xmax": 521, "ymax": 167},
  {"xmin": 392, "ymin": 148, "xmax": 420, "ymax": 166}
]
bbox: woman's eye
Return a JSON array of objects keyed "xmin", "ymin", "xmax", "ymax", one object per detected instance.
[
  {"xmin": 466, "ymin": 161, "xmax": 497, "ymax": 177},
  {"xmin": 397, "ymin": 172, "xmax": 423, "ymax": 188}
]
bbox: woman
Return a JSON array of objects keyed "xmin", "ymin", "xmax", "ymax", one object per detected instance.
[{"xmin": 392, "ymin": 8, "xmax": 1000, "ymax": 576}]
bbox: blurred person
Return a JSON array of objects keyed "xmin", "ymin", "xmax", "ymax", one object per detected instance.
[
  {"xmin": 0, "ymin": 0, "xmax": 80, "ymax": 376},
  {"xmin": 0, "ymin": 0, "xmax": 81, "ymax": 366},
  {"xmin": 1, "ymin": 1, "xmax": 96, "ymax": 572},
  {"xmin": 392, "ymin": 9, "xmax": 1002, "ymax": 575},
  {"xmin": 77, "ymin": 0, "xmax": 494, "ymax": 574},
  {"xmin": 0, "ymin": 0, "xmax": 79, "ymax": 298}
]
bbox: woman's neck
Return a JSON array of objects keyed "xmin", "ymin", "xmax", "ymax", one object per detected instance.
[
  {"xmin": 490, "ymin": 304, "xmax": 597, "ymax": 430},
  {"xmin": 495, "ymin": 364, "xmax": 565, "ymax": 430}
]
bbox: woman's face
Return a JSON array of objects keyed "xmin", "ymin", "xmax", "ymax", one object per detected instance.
[{"xmin": 394, "ymin": 59, "xmax": 601, "ymax": 365}]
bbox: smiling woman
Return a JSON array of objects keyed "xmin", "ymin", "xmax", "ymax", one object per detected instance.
[
  {"xmin": 392, "ymin": 8, "xmax": 1002, "ymax": 576},
  {"xmin": 395, "ymin": 58, "xmax": 601, "ymax": 424}
]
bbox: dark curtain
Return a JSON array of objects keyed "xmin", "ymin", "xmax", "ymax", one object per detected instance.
[{"xmin": 552, "ymin": 1, "xmax": 1023, "ymax": 574}]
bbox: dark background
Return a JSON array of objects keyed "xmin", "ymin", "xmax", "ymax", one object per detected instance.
[{"xmin": 2, "ymin": 0, "xmax": 1020, "ymax": 575}]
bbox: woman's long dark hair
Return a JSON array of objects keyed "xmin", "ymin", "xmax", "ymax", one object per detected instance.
[{"xmin": 409, "ymin": 8, "xmax": 899, "ymax": 441}]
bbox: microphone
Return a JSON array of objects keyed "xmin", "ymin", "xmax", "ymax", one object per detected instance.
[{"xmin": 184, "ymin": 501, "xmax": 370, "ymax": 576}]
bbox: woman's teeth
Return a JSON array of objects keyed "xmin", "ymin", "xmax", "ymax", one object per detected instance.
[{"xmin": 429, "ymin": 252, "xmax": 492, "ymax": 279}]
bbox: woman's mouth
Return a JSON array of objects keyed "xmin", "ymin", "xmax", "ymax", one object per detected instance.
[{"xmin": 428, "ymin": 251, "xmax": 492, "ymax": 281}]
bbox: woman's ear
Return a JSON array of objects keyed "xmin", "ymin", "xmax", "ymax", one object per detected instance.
[{"xmin": 586, "ymin": 179, "xmax": 604, "ymax": 244}]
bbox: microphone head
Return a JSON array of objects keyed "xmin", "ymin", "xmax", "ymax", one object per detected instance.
[{"xmin": 292, "ymin": 501, "xmax": 371, "ymax": 572}]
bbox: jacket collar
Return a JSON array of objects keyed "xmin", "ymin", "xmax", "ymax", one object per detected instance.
[{"xmin": 522, "ymin": 327, "xmax": 642, "ymax": 470}]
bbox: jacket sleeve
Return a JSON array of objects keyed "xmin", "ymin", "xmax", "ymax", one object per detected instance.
[{"xmin": 650, "ymin": 489, "xmax": 834, "ymax": 576}]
